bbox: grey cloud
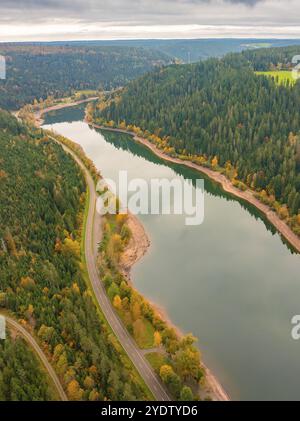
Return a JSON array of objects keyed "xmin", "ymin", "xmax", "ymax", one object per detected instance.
[
  {"xmin": 185, "ymin": 0, "xmax": 264, "ymax": 3},
  {"xmin": 0, "ymin": 0, "xmax": 266, "ymax": 11},
  {"xmin": 0, "ymin": 0, "xmax": 298, "ymax": 40},
  {"xmin": 224, "ymin": 0, "xmax": 263, "ymax": 4}
]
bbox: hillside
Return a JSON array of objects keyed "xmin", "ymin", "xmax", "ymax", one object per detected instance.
[
  {"xmin": 0, "ymin": 45, "xmax": 169, "ymax": 110},
  {"xmin": 242, "ymin": 45, "xmax": 300, "ymax": 71},
  {"xmin": 93, "ymin": 49, "xmax": 300, "ymax": 237},
  {"xmin": 0, "ymin": 110, "xmax": 151, "ymax": 401}
]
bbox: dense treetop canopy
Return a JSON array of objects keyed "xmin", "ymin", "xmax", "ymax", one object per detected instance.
[
  {"xmin": 0, "ymin": 111, "xmax": 150, "ymax": 400},
  {"xmin": 0, "ymin": 45, "xmax": 169, "ymax": 110}
]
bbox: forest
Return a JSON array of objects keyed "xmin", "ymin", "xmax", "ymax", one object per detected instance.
[
  {"xmin": 93, "ymin": 48, "xmax": 300, "ymax": 237},
  {"xmin": 0, "ymin": 333, "xmax": 55, "ymax": 401},
  {"xmin": 0, "ymin": 110, "xmax": 151, "ymax": 401},
  {"xmin": 27, "ymin": 39, "xmax": 300, "ymax": 64},
  {"xmin": 0, "ymin": 44, "xmax": 169, "ymax": 110},
  {"xmin": 242, "ymin": 45, "xmax": 300, "ymax": 71}
]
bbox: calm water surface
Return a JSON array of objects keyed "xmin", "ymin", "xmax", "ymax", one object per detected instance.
[{"xmin": 44, "ymin": 105, "xmax": 300, "ymax": 401}]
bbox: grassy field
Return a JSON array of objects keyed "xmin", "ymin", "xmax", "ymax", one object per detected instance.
[
  {"xmin": 133, "ymin": 318, "xmax": 155, "ymax": 349},
  {"xmin": 243, "ymin": 43, "xmax": 272, "ymax": 49},
  {"xmin": 145, "ymin": 352, "xmax": 171, "ymax": 374},
  {"xmin": 255, "ymin": 70, "xmax": 297, "ymax": 86}
]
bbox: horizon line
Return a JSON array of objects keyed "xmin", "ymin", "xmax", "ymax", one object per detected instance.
[{"xmin": 2, "ymin": 36, "xmax": 300, "ymax": 44}]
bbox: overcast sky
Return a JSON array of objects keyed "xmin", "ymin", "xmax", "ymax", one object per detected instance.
[{"xmin": 0, "ymin": 0, "xmax": 299, "ymax": 41}]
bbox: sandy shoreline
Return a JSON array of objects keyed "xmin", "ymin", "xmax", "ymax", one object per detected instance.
[
  {"xmin": 119, "ymin": 212, "xmax": 151, "ymax": 280},
  {"xmin": 90, "ymin": 123, "xmax": 300, "ymax": 255}
]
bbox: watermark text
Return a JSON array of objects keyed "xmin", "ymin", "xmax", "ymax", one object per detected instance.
[{"xmin": 96, "ymin": 171, "xmax": 205, "ymax": 226}]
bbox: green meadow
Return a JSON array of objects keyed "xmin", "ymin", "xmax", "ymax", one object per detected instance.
[{"xmin": 255, "ymin": 70, "xmax": 297, "ymax": 86}]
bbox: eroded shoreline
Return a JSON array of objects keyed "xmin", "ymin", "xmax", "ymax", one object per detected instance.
[
  {"xmin": 37, "ymin": 100, "xmax": 299, "ymax": 256},
  {"xmin": 90, "ymin": 123, "xmax": 300, "ymax": 255},
  {"xmin": 119, "ymin": 213, "xmax": 151, "ymax": 280}
]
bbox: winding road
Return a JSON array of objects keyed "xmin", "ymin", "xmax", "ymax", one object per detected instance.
[
  {"xmin": 51, "ymin": 136, "xmax": 171, "ymax": 401},
  {"xmin": 4, "ymin": 315, "xmax": 68, "ymax": 401}
]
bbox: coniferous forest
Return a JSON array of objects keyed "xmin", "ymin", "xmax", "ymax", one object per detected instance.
[
  {"xmin": 0, "ymin": 334, "xmax": 54, "ymax": 401},
  {"xmin": 0, "ymin": 41, "xmax": 300, "ymax": 403},
  {"xmin": 0, "ymin": 45, "xmax": 169, "ymax": 110},
  {"xmin": 94, "ymin": 50, "xmax": 300, "ymax": 235},
  {"xmin": 0, "ymin": 110, "xmax": 151, "ymax": 400},
  {"xmin": 1, "ymin": 0, "xmax": 300, "ymax": 408}
]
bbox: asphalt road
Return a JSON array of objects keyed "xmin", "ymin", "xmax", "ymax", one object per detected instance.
[
  {"xmin": 55, "ymin": 138, "xmax": 171, "ymax": 401},
  {"xmin": 5, "ymin": 316, "xmax": 68, "ymax": 401}
]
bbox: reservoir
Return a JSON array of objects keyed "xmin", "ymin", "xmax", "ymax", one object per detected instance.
[{"xmin": 43, "ymin": 104, "xmax": 300, "ymax": 401}]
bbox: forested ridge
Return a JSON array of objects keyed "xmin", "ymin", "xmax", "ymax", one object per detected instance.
[
  {"xmin": 94, "ymin": 49, "xmax": 300, "ymax": 237},
  {"xmin": 242, "ymin": 45, "xmax": 300, "ymax": 71},
  {"xmin": 0, "ymin": 110, "xmax": 151, "ymax": 401},
  {"xmin": 0, "ymin": 45, "xmax": 169, "ymax": 110}
]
